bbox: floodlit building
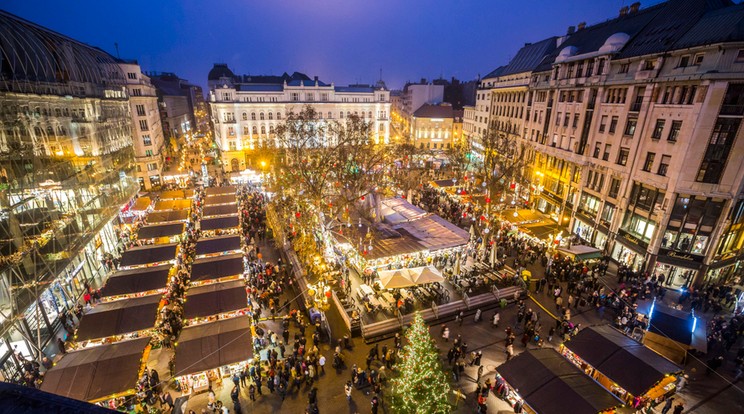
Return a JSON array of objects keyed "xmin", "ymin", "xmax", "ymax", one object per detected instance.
[
  {"xmin": 0, "ymin": 11, "xmax": 139, "ymax": 379},
  {"xmin": 410, "ymin": 103, "xmax": 463, "ymax": 150},
  {"xmin": 208, "ymin": 64, "xmax": 391, "ymax": 172},
  {"xmin": 471, "ymin": 0, "xmax": 744, "ymax": 288}
]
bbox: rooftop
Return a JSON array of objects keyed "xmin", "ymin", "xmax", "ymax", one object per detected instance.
[{"xmin": 413, "ymin": 103, "xmax": 456, "ymax": 119}]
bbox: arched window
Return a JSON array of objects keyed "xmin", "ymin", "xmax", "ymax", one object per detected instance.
[
  {"xmin": 368, "ymin": 111, "xmax": 372, "ymax": 118},
  {"xmin": 260, "ymin": 113, "xmax": 265, "ymax": 120},
  {"xmin": 268, "ymin": 112, "xmax": 273, "ymax": 120},
  {"xmin": 252, "ymin": 126, "xmax": 258, "ymax": 134},
  {"xmin": 340, "ymin": 112, "xmax": 344, "ymax": 118},
  {"xmin": 251, "ymin": 112, "xmax": 256, "ymax": 120},
  {"xmin": 243, "ymin": 126, "xmax": 249, "ymax": 135},
  {"xmin": 276, "ymin": 112, "xmax": 282, "ymax": 120},
  {"xmin": 242, "ymin": 112, "xmax": 248, "ymax": 121},
  {"xmin": 328, "ymin": 112, "xmax": 332, "ymax": 119},
  {"xmin": 269, "ymin": 125, "xmax": 275, "ymax": 134},
  {"xmin": 347, "ymin": 111, "xmax": 351, "ymax": 118},
  {"xmin": 47, "ymin": 126, "xmax": 54, "ymax": 134},
  {"xmin": 261, "ymin": 126, "xmax": 266, "ymax": 134}
]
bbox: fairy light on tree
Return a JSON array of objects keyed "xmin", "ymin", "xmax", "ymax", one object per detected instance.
[{"xmin": 390, "ymin": 312, "xmax": 453, "ymax": 414}]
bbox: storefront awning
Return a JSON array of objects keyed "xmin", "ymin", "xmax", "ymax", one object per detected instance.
[
  {"xmin": 205, "ymin": 186, "xmax": 237, "ymax": 196},
  {"xmin": 174, "ymin": 316, "xmax": 252, "ymax": 377},
  {"xmin": 100, "ymin": 264, "xmax": 172, "ymax": 298},
  {"xmin": 557, "ymin": 245, "xmax": 603, "ymax": 261},
  {"xmin": 154, "ymin": 199, "xmax": 191, "ymax": 211},
  {"xmin": 204, "ymin": 194, "xmax": 237, "ymax": 206},
  {"xmin": 497, "ymin": 348, "xmax": 623, "ymax": 414},
  {"xmin": 40, "ymin": 337, "xmax": 150, "ymax": 402},
  {"xmin": 564, "ymin": 325, "xmax": 681, "ymax": 396},
  {"xmin": 75, "ymin": 294, "xmax": 161, "ymax": 341},
  {"xmin": 202, "ymin": 204, "xmax": 238, "ymax": 217},
  {"xmin": 196, "ymin": 235, "xmax": 242, "ymax": 256},
  {"xmin": 147, "ymin": 209, "xmax": 189, "ymax": 224},
  {"xmin": 137, "ymin": 223, "xmax": 184, "ymax": 240},
  {"xmin": 191, "ymin": 253, "xmax": 244, "ymax": 282},
  {"xmin": 120, "ymin": 243, "xmax": 178, "ymax": 268},
  {"xmin": 184, "ymin": 280, "xmax": 247, "ymax": 319},
  {"xmin": 200, "ymin": 215, "xmax": 239, "ymax": 231}
]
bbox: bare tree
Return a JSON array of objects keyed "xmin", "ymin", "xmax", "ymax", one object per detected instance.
[{"xmin": 479, "ymin": 123, "xmax": 526, "ymax": 202}]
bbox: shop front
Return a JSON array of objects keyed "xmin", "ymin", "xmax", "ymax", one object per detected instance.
[
  {"xmin": 612, "ymin": 232, "xmax": 646, "ymax": 272},
  {"xmin": 572, "ymin": 216, "xmax": 595, "ymax": 245},
  {"xmin": 705, "ymin": 253, "xmax": 743, "ymax": 286},
  {"xmin": 654, "ymin": 250, "xmax": 703, "ymax": 290},
  {"xmin": 594, "ymin": 227, "xmax": 609, "ymax": 253}
]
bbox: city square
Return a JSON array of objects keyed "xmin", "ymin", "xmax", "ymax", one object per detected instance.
[{"xmin": 1, "ymin": 1, "xmax": 744, "ymax": 413}]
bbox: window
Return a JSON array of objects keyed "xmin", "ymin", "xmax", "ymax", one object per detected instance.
[
  {"xmin": 260, "ymin": 113, "xmax": 265, "ymax": 121},
  {"xmin": 268, "ymin": 112, "xmax": 273, "ymax": 120},
  {"xmin": 135, "ymin": 104, "xmax": 146, "ymax": 116},
  {"xmin": 252, "ymin": 126, "xmax": 257, "ymax": 134},
  {"xmin": 572, "ymin": 113, "xmax": 580, "ymax": 128},
  {"xmin": 619, "ymin": 63, "xmax": 630, "ymax": 74},
  {"xmin": 306, "ymin": 93, "xmax": 314, "ymax": 101},
  {"xmin": 228, "ymin": 141, "xmax": 237, "ymax": 151},
  {"xmin": 597, "ymin": 59, "xmax": 605, "ymax": 75},
  {"xmin": 693, "ymin": 54, "xmax": 704, "ymax": 65},
  {"xmin": 563, "ymin": 113, "xmax": 570, "ymax": 127},
  {"xmin": 251, "ymin": 113, "xmax": 256, "ymax": 120},
  {"xmin": 291, "ymin": 93, "xmax": 299, "ymax": 101},
  {"xmin": 127, "ymin": 72, "xmax": 137, "ymax": 80},
  {"xmin": 696, "ymin": 117, "xmax": 741, "ymax": 183},
  {"xmin": 322, "ymin": 93, "xmax": 329, "ymax": 101},
  {"xmin": 609, "ymin": 116, "xmax": 618, "ymax": 134},
  {"xmin": 586, "ymin": 60, "xmax": 594, "ymax": 77},
  {"xmin": 147, "ymin": 162, "xmax": 158, "ymax": 171},
  {"xmin": 736, "ymin": 49, "xmax": 744, "ymax": 63},
  {"xmin": 132, "ymin": 88, "xmax": 142, "ymax": 96},
  {"xmin": 617, "ymin": 147, "xmax": 629, "ymax": 166},
  {"xmin": 603, "ymin": 144, "xmax": 612, "ymax": 161},
  {"xmin": 591, "ymin": 142, "xmax": 600, "ymax": 158},
  {"xmin": 555, "ymin": 112, "xmax": 561, "ymax": 126},
  {"xmin": 228, "ymin": 127, "xmax": 235, "ymax": 136},
  {"xmin": 652, "ymin": 119, "xmax": 665, "ymax": 139},
  {"xmin": 608, "ymin": 178, "xmax": 621, "ymax": 198},
  {"xmin": 277, "ymin": 112, "xmax": 282, "ymax": 120},
  {"xmin": 142, "ymin": 135, "xmax": 152, "ymax": 146},
  {"xmin": 242, "ymin": 112, "xmax": 248, "ymax": 121},
  {"xmin": 642, "ymin": 152, "xmax": 655, "ymax": 172},
  {"xmin": 145, "ymin": 149, "xmax": 153, "ymax": 157},
  {"xmin": 668, "ymin": 120, "xmax": 682, "ymax": 142},
  {"xmin": 643, "ymin": 60, "xmax": 656, "ymax": 70},
  {"xmin": 599, "ymin": 115, "xmax": 607, "ymax": 132},
  {"xmin": 678, "ymin": 55, "xmax": 690, "ymax": 68},
  {"xmin": 624, "ymin": 117, "xmax": 637, "ymax": 136},
  {"xmin": 658, "ymin": 155, "xmax": 671, "ymax": 176},
  {"xmin": 139, "ymin": 120, "xmax": 149, "ymax": 131}
]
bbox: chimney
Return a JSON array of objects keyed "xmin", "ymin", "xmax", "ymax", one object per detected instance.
[
  {"xmin": 567, "ymin": 26, "xmax": 576, "ymax": 35},
  {"xmin": 619, "ymin": 6, "xmax": 629, "ymax": 16},
  {"xmin": 630, "ymin": 2, "xmax": 641, "ymax": 13},
  {"xmin": 577, "ymin": 22, "xmax": 586, "ymax": 31},
  {"xmin": 314, "ymin": 76, "xmax": 318, "ymax": 81}
]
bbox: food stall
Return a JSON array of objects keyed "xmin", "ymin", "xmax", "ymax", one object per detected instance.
[
  {"xmin": 205, "ymin": 186, "xmax": 237, "ymax": 197},
  {"xmin": 136, "ymin": 222, "xmax": 185, "ymax": 244},
  {"xmin": 561, "ymin": 325, "xmax": 682, "ymax": 405},
  {"xmin": 202, "ymin": 204, "xmax": 238, "ymax": 218},
  {"xmin": 153, "ymin": 199, "xmax": 191, "ymax": 212},
  {"xmin": 556, "ymin": 245, "xmax": 603, "ymax": 262},
  {"xmin": 74, "ymin": 294, "xmax": 161, "ymax": 346},
  {"xmin": 100, "ymin": 264, "xmax": 174, "ymax": 301},
  {"xmin": 40, "ymin": 337, "xmax": 151, "ymax": 403},
  {"xmin": 199, "ymin": 214, "xmax": 240, "ymax": 236},
  {"xmin": 195, "ymin": 235, "xmax": 242, "ymax": 257},
  {"xmin": 174, "ymin": 316, "xmax": 252, "ymax": 395},
  {"xmin": 147, "ymin": 209, "xmax": 189, "ymax": 224},
  {"xmin": 160, "ymin": 189, "xmax": 194, "ymax": 200},
  {"xmin": 203, "ymin": 194, "xmax": 237, "ymax": 206},
  {"xmin": 190, "ymin": 253, "xmax": 245, "ymax": 285},
  {"xmin": 119, "ymin": 243, "xmax": 179, "ymax": 269},
  {"xmin": 183, "ymin": 280, "xmax": 248, "ymax": 323},
  {"xmin": 496, "ymin": 348, "xmax": 624, "ymax": 414}
]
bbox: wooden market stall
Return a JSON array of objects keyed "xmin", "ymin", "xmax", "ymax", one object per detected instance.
[
  {"xmin": 74, "ymin": 294, "xmax": 161, "ymax": 344},
  {"xmin": 136, "ymin": 222, "xmax": 184, "ymax": 244},
  {"xmin": 154, "ymin": 199, "xmax": 191, "ymax": 211},
  {"xmin": 195, "ymin": 235, "xmax": 242, "ymax": 257},
  {"xmin": 119, "ymin": 243, "xmax": 178, "ymax": 269},
  {"xmin": 203, "ymin": 194, "xmax": 237, "ymax": 206},
  {"xmin": 202, "ymin": 204, "xmax": 238, "ymax": 218},
  {"xmin": 147, "ymin": 209, "xmax": 189, "ymax": 224},
  {"xmin": 183, "ymin": 280, "xmax": 248, "ymax": 322},
  {"xmin": 190, "ymin": 253, "xmax": 245, "ymax": 284},
  {"xmin": 99, "ymin": 264, "xmax": 173, "ymax": 301},
  {"xmin": 205, "ymin": 186, "xmax": 237, "ymax": 196}
]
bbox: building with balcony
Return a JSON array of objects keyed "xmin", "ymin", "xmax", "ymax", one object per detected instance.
[
  {"xmin": 469, "ymin": 0, "xmax": 744, "ymax": 288},
  {"xmin": 208, "ymin": 64, "xmax": 391, "ymax": 172},
  {"xmin": 119, "ymin": 62, "xmax": 166, "ymax": 190},
  {"xmin": 0, "ymin": 11, "xmax": 138, "ymax": 380}
]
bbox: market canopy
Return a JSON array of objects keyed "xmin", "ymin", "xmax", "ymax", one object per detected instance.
[
  {"xmin": 184, "ymin": 280, "xmax": 247, "ymax": 319},
  {"xmin": 201, "ymin": 215, "xmax": 240, "ymax": 231},
  {"xmin": 378, "ymin": 269, "xmax": 415, "ymax": 289},
  {"xmin": 174, "ymin": 316, "xmax": 251, "ymax": 376},
  {"xmin": 393, "ymin": 215, "xmax": 470, "ymax": 251},
  {"xmin": 131, "ymin": 197, "xmax": 152, "ymax": 212},
  {"xmin": 196, "ymin": 235, "xmax": 241, "ymax": 256},
  {"xmin": 202, "ymin": 204, "xmax": 237, "ymax": 217},
  {"xmin": 497, "ymin": 348, "xmax": 623, "ymax": 414},
  {"xmin": 100, "ymin": 264, "xmax": 172, "ymax": 298},
  {"xmin": 147, "ymin": 209, "xmax": 189, "ymax": 224},
  {"xmin": 564, "ymin": 325, "xmax": 681, "ymax": 396},
  {"xmin": 410, "ymin": 266, "xmax": 445, "ymax": 285},
  {"xmin": 160, "ymin": 189, "xmax": 193, "ymax": 200},
  {"xmin": 206, "ymin": 186, "xmax": 237, "ymax": 196},
  {"xmin": 557, "ymin": 245, "xmax": 603, "ymax": 261},
  {"xmin": 120, "ymin": 243, "xmax": 178, "ymax": 268},
  {"xmin": 137, "ymin": 223, "xmax": 184, "ymax": 240},
  {"xmin": 40, "ymin": 337, "xmax": 150, "ymax": 402},
  {"xmin": 381, "ymin": 197, "xmax": 427, "ymax": 225},
  {"xmin": 204, "ymin": 194, "xmax": 237, "ymax": 206},
  {"xmin": 75, "ymin": 294, "xmax": 161, "ymax": 341},
  {"xmin": 154, "ymin": 199, "xmax": 191, "ymax": 211},
  {"xmin": 191, "ymin": 253, "xmax": 244, "ymax": 282}
]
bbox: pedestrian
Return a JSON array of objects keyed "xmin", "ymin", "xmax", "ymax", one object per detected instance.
[
  {"xmin": 371, "ymin": 395, "xmax": 379, "ymax": 414},
  {"xmin": 248, "ymin": 383, "xmax": 256, "ymax": 401},
  {"xmin": 661, "ymin": 398, "xmax": 674, "ymax": 414},
  {"xmin": 492, "ymin": 311, "xmax": 500, "ymax": 328},
  {"xmin": 677, "ymin": 374, "xmax": 688, "ymax": 391},
  {"xmin": 672, "ymin": 403, "xmax": 684, "ymax": 414},
  {"xmin": 443, "ymin": 326, "xmax": 450, "ymax": 341},
  {"xmin": 548, "ymin": 327, "xmax": 555, "ymax": 343},
  {"xmin": 319, "ymin": 354, "xmax": 326, "ymax": 374},
  {"xmin": 240, "ymin": 366, "xmax": 248, "ymax": 387},
  {"xmin": 344, "ymin": 381, "xmax": 353, "ymax": 401},
  {"xmin": 474, "ymin": 308, "xmax": 482, "ymax": 323}
]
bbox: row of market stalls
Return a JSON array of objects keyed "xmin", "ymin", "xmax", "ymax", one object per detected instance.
[
  {"xmin": 41, "ymin": 192, "xmax": 194, "ymax": 403},
  {"xmin": 496, "ymin": 326, "xmax": 682, "ymax": 414}
]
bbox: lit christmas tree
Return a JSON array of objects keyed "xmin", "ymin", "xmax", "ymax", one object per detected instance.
[{"xmin": 390, "ymin": 312, "xmax": 453, "ymax": 414}]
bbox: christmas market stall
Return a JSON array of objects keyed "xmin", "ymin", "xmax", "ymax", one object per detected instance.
[
  {"xmin": 40, "ymin": 337, "xmax": 151, "ymax": 404},
  {"xmin": 190, "ymin": 253, "xmax": 245, "ymax": 285},
  {"xmin": 199, "ymin": 214, "xmax": 240, "ymax": 236},
  {"xmin": 153, "ymin": 199, "xmax": 191, "ymax": 212},
  {"xmin": 119, "ymin": 243, "xmax": 178, "ymax": 269},
  {"xmin": 99, "ymin": 264, "xmax": 173, "ymax": 301},
  {"xmin": 379, "ymin": 197, "xmax": 427, "ymax": 224},
  {"xmin": 173, "ymin": 316, "xmax": 252, "ymax": 395},
  {"xmin": 557, "ymin": 245, "xmax": 603, "ymax": 261},
  {"xmin": 183, "ymin": 280, "xmax": 248, "ymax": 323},
  {"xmin": 159, "ymin": 189, "xmax": 194, "ymax": 200},
  {"xmin": 561, "ymin": 325, "xmax": 682, "ymax": 405},
  {"xmin": 643, "ymin": 303, "xmax": 705, "ymax": 364},
  {"xmin": 130, "ymin": 197, "xmax": 152, "ymax": 215},
  {"xmin": 205, "ymin": 186, "xmax": 237, "ymax": 196},
  {"xmin": 495, "ymin": 348, "xmax": 624, "ymax": 414},
  {"xmin": 203, "ymin": 204, "xmax": 238, "ymax": 218},
  {"xmin": 203, "ymin": 194, "xmax": 237, "ymax": 206},
  {"xmin": 195, "ymin": 235, "xmax": 242, "ymax": 257},
  {"xmin": 73, "ymin": 294, "xmax": 161, "ymax": 345},
  {"xmin": 146, "ymin": 209, "xmax": 189, "ymax": 224},
  {"xmin": 136, "ymin": 222, "xmax": 184, "ymax": 244}
]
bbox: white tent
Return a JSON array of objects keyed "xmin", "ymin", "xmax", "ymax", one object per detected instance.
[
  {"xmin": 378, "ymin": 269, "xmax": 416, "ymax": 289},
  {"xmin": 410, "ymin": 266, "xmax": 445, "ymax": 285}
]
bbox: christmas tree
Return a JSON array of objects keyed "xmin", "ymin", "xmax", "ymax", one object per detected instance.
[{"xmin": 390, "ymin": 312, "xmax": 453, "ymax": 414}]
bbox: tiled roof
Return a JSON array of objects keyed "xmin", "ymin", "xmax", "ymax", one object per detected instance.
[
  {"xmin": 500, "ymin": 37, "xmax": 559, "ymax": 76},
  {"xmin": 483, "ymin": 66, "xmax": 505, "ymax": 80},
  {"xmin": 413, "ymin": 103, "xmax": 455, "ymax": 118}
]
